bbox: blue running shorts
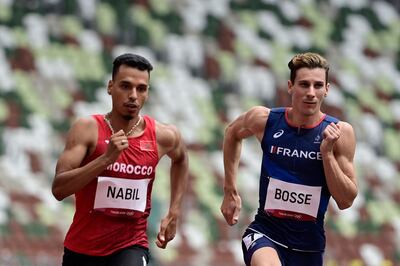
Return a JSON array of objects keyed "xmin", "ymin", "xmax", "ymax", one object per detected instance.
[{"xmin": 241, "ymin": 228, "xmax": 323, "ymax": 266}]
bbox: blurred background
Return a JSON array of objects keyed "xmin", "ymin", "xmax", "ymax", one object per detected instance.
[{"xmin": 0, "ymin": 0, "xmax": 399, "ymax": 265}]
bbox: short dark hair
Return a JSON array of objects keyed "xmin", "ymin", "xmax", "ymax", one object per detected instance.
[
  {"xmin": 112, "ymin": 53, "xmax": 153, "ymax": 80},
  {"xmin": 288, "ymin": 52, "xmax": 329, "ymax": 84}
]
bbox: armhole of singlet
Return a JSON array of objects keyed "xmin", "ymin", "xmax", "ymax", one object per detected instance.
[
  {"xmin": 260, "ymin": 108, "xmax": 284, "ymax": 149},
  {"xmin": 85, "ymin": 115, "xmax": 105, "ymax": 161}
]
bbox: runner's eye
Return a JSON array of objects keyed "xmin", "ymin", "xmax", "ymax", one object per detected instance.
[
  {"xmin": 120, "ymin": 82, "xmax": 131, "ymax": 90},
  {"xmin": 314, "ymin": 83, "xmax": 324, "ymax": 89},
  {"xmin": 136, "ymin": 85, "xmax": 148, "ymax": 92}
]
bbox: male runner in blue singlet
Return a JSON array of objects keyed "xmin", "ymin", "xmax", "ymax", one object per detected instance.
[{"xmin": 220, "ymin": 52, "xmax": 357, "ymax": 266}]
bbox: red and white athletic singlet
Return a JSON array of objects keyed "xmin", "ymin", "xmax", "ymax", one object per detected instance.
[{"xmin": 64, "ymin": 115, "xmax": 159, "ymax": 256}]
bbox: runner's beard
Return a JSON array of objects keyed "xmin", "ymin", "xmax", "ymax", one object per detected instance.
[{"xmin": 122, "ymin": 114, "xmax": 134, "ymax": 121}]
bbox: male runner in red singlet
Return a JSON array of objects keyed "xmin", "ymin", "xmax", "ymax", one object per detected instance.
[
  {"xmin": 52, "ymin": 53, "xmax": 189, "ymax": 266},
  {"xmin": 220, "ymin": 52, "xmax": 357, "ymax": 266}
]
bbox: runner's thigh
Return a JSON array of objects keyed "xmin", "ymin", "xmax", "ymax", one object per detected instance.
[
  {"xmin": 109, "ymin": 245, "xmax": 150, "ymax": 266},
  {"xmin": 242, "ymin": 230, "xmax": 282, "ymax": 266},
  {"xmin": 285, "ymin": 250, "xmax": 323, "ymax": 266},
  {"xmin": 62, "ymin": 247, "xmax": 107, "ymax": 266}
]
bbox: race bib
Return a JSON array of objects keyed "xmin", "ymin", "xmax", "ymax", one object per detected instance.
[
  {"xmin": 265, "ymin": 177, "xmax": 321, "ymax": 221},
  {"xmin": 93, "ymin": 176, "xmax": 150, "ymax": 218}
]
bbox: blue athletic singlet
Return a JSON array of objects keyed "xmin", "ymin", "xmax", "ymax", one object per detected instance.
[{"xmin": 250, "ymin": 107, "xmax": 339, "ymax": 252}]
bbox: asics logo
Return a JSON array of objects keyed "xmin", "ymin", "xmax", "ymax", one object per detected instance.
[{"xmin": 273, "ymin": 129, "xmax": 284, "ymax": 138}]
